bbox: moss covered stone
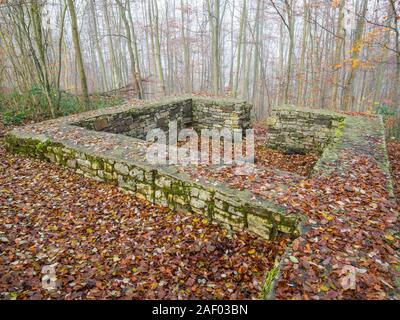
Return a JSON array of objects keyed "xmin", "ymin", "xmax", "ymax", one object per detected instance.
[
  {"xmin": 266, "ymin": 107, "xmax": 345, "ymax": 155},
  {"xmin": 4, "ymin": 96, "xmax": 305, "ymax": 241}
]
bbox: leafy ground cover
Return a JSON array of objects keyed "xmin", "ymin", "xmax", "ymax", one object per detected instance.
[
  {"xmin": 253, "ymin": 123, "xmax": 318, "ymax": 177},
  {"xmin": 0, "ymin": 118, "xmax": 399, "ymax": 300},
  {"xmin": 178, "ymin": 123, "xmax": 318, "ymax": 203},
  {"xmin": 388, "ymin": 141, "xmax": 400, "ymax": 200},
  {"xmin": 0, "ymin": 141, "xmax": 289, "ymax": 300},
  {"xmin": 180, "ymin": 120, "xmax": 400, "ymax": 300}
]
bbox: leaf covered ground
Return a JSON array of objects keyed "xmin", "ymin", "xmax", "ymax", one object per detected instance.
[
  {"xmin": 388, "ymin": 141, "xmax": 400, "ymax": 200},
  {"xmin": 0, "ymin": 142, "xmax": 289, "ymax": 300},
  {"xmin": 180, "ymin": 123, "xmax": 400, "ymax": 300},
  {"xmin": 1, "ymin": 120, "xmax": 399, "ymax": 300},
  {"xmin": 253, "ymin": 123, "xmax": 318, "ymax": 177}
]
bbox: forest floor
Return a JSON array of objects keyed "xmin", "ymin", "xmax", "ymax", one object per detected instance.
[
  {"xmin": 0, "ymin": 120, "xmax": 399, "ymax": 300},
  {"xmin": 178, "ymin": 123, "xmax": 319, "ymax": 203},
  {"xmin": 388, "ymin": 141, "xmax": 400, "ymax": 200},
  {"xmin": 0, "ymin": 138, "xmax": 290, "ymax": 300},
  {"xmin": 179, "ymin": 121, "xmax": 399, "ymax": 300}
]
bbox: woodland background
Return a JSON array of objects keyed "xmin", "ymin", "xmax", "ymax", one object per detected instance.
[{"xmin": 0, "ymin": 0, "xmax": 399, "ymax": 135}]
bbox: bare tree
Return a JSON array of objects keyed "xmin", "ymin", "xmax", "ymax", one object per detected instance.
[{"xmin": 67, "ymin": 0, "xmax": 90, "ymax": 107}]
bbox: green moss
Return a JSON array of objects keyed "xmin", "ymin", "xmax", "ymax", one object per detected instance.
[
  {"xmin": 35, "ymin": 141, "xmax": 48, "ymax": 154},
  {"xmin": 260, "ymin": 264, "xmax": 280, "ymax": 300},
  {"xmin": 205, "ymin": 190, "xmax": 216, "ymax": 220}
]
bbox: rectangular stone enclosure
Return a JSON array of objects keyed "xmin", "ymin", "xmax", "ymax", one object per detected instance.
[
  {"xmin": 266, "ymin": 107, "xmax": 345, "ymax": 155},
  {"xmin": 7, "ymin": 98, "xmax": 391, "ymax": 243},
  {"xmin": 5, "ymin": 96, "xmax": 302, "ymax": 241},
  {"xmin": 74, "ymin": 97, "xmax": 252, "ymax": 139}
]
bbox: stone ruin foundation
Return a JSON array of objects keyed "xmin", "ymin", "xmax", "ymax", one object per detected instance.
[
  {"xmin": 266, "ymin": 107, "xmax": 345, "ymax": 155},
  {"xmin": 5, "ymin": 99, "xmax": 396, "ymax": 300},
  {"xmin": 5, "ymin": 97, "xmax": 393, "ymax": 242},
  {"xmin": 6, "ymin": 97, "xmax": 301, "ymax": 241}
]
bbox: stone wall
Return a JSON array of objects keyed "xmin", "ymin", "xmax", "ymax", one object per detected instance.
[
  {"xmin": 192, "ymin": 97, "xmax": 252, "ymax": 131},
  {"xmin": 4, "ymin": 96, "xmax": 299, "ymax": 241},
  {"xmin": 5, "ymin": 134, "xmax": 301, "ymax": 241},
  {"xmin": 266, "ymin": 107, "xmax": 345, "ymax": 155},
  {"xmin": 74, "ymin": 97, "xmax": 252, "ymax": 140},
  {"xmin": 74, "ymin": 99, "xmax": 192, "ymax": 140}
]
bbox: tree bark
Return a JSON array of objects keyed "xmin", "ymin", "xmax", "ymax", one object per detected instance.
[
  {"xmin": 116, "ymin": 0, "xmax": 143, "ymax": 99},
  {"xmin": 233, "ymin": 0, "xmax": 246, "ymax": 98},
  {"xmin": 67, "ymin": 0, "xmax": 90, "ymax": 107},
  {"xmin": 207, "ymin": 0, "xmax": 221, "ymax": 95},
  {"xmin": 342, "ymin": 0, "xmax": 368, "ymax": 111}
]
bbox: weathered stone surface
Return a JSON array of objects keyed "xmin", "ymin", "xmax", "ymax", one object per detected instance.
[
  {"xmin": 4, "ymin": 96, "xmax": 299, "ymax": 241},
  {"xmin": 192, "ymin": 97, "xmax": 252, "ymax": 132},
  {"xmin": 263, "ymin": 111, "xmax": 396, "ymax": 300},
  {"xmin": 73, "ymin": 96, "xmax": 252, "ymax": 140},
  {"xmin": 66, "ymin": 159, "xmax": 77, "ymax": 169},
  {"xmin": 248, "ymin": 213, "xmax": 274, "ymax": 240},
  {"xmin": 266, "ymin": 107, "xmax": 345, "ymax": 155},
  {"xmin": 114, "ymin": 163, "xmax": 129, "ymax": 175}
]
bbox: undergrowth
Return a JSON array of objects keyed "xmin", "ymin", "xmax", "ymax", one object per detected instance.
[{"xmin": 0, "ymin": 85, "xmax": 124, "ymax": 125}]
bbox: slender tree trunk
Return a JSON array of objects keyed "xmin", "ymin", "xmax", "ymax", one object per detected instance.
[
  {"xmin": 28, "ymin": 3, "xmax": 55, "ymax": 117},
  {"xmin": 228, "ymin": 0, "xmax": 235, "ymax": 91},
  {"xmin": 180, "ymin": 0, "xmax": 191, "ymax": 93},
  {"xmin": 90, "ymin": 0, "xmax": 108, "ymax": 92},
  {"xmin": 150, "ymin": 0, "xmax": 166, "ymax": 95},
  {"xmin": 331, "ymin": 0, "xmax": 345, "ymax": 109},
  {"xmin": 252, "ymin": 0, "xmax": 262, "ymax": 105},
  {"xmin": 116, "ymin": 0, "xmax": 143, "ymax": 99},
  {"xmin": 284, "ymin": 0, "xmax": 295, "ymax": 105},
  {"xmin": 278, "ymin": 22, "xmax": 284, "ymax": 105},
  {"xmin": 233, "ymin": 0, "xmax": 246, "ymax": 98},
  {"xmin": 243, "ymin": 37, "xmax": 251, "ymax": 99},
  {"xmin": 103, "ymin": 0, "xmax": 120, "ymax": 89},
  {"xmin": 56, "ymin": 3, "xmax": 67, "ymax": 113},
  {"xmin": 297, "ymin": 0, "xmax": 309, "ymax": 107},
  {"xmin": 67, "ymin": 0, "xmax": 90, "ymax": 107},
  {"xmin": 126, "ymin": 0, "xmax": 144, "ymax": 98},
  {"xmin": 342, "ymin": 0, "xmax": 368, "ymax": 111},
  {"xmin": 389, "ymin": 0, "xmax": 400, "ymax": 108},
  {"xmin": 207, "ymin": 0, "xmax": 220, "ymax": 95}
]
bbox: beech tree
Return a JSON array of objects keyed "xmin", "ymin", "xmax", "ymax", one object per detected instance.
[{"xmin": 67, "ymin": 0, "xmax": 90, "ymax": 107}]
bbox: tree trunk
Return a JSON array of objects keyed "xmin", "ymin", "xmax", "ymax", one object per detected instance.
[
  {"xmin": 331, "ymin": 0, "xmax": 345, "ymax": 109},
  {"xmin": 116, "ymin": 0, "xmax": 143, "ymax": 99},
  {"xmin": 102, "ymin": 0, "xmax": 121, "ymax": 89},
  {"xmin": 233, "ymin": 0, "xmax": 246, "ymax": 98},
  {"xmin": 297, "ymin": 0, "xmax": 309, "ymax": 107},
  {"xmin": 90, "ymin": 0, "xmax": 108, "ymax": 92},
  {"xmin": 342, "ymin": 0, "xmax": 368, "ymax": 111},
  {"xmin": 207, "ymin": 0, "xmax": 220, "ymax": 95},
  {"xmin": 67, "ymin": 0, "xmax": 90, "ymax": 107},
  {"xmin": 28, "ymin": 3, "xmax": 56, "ymax": 117},
  {"xmin": 150, "ymin": 0, "xmax": 166, "ymax": 95},
  {"xmin": 389, "ymin": 0, "xmax": 400, "ymax": 109},
  {"xmin": 180, "ymin": 0, "xmax": 191, "ymax": 93},
  {"xmin": 284, "ymin": 0, "xmax": 295, "ymax": 105}
]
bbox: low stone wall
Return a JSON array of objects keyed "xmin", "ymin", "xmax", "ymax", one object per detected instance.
[
  {"xmin": 74, "ymin": 97, "xmax": 252, "ymax": 140},
  {"xmin": 5, "ymin": 96, "xmax": 300, "ymax": 241},
  {"xmin": 263, "ymin": 112, "xmax": 397, "ymax": 300},
  {"xmin": 5, "ymin": 134, "xmax": 300, "ymax": 240},
  {"xmin": 266, "ymin": 107, "xmax": 345, "ymax": 155},
  {"xmin": 192, "ymin": 97, "xmax": 252, "ymax": 131},
  {"xmin": 74, "ymin": 99, "xmax": 192, "ymax": 140}
]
